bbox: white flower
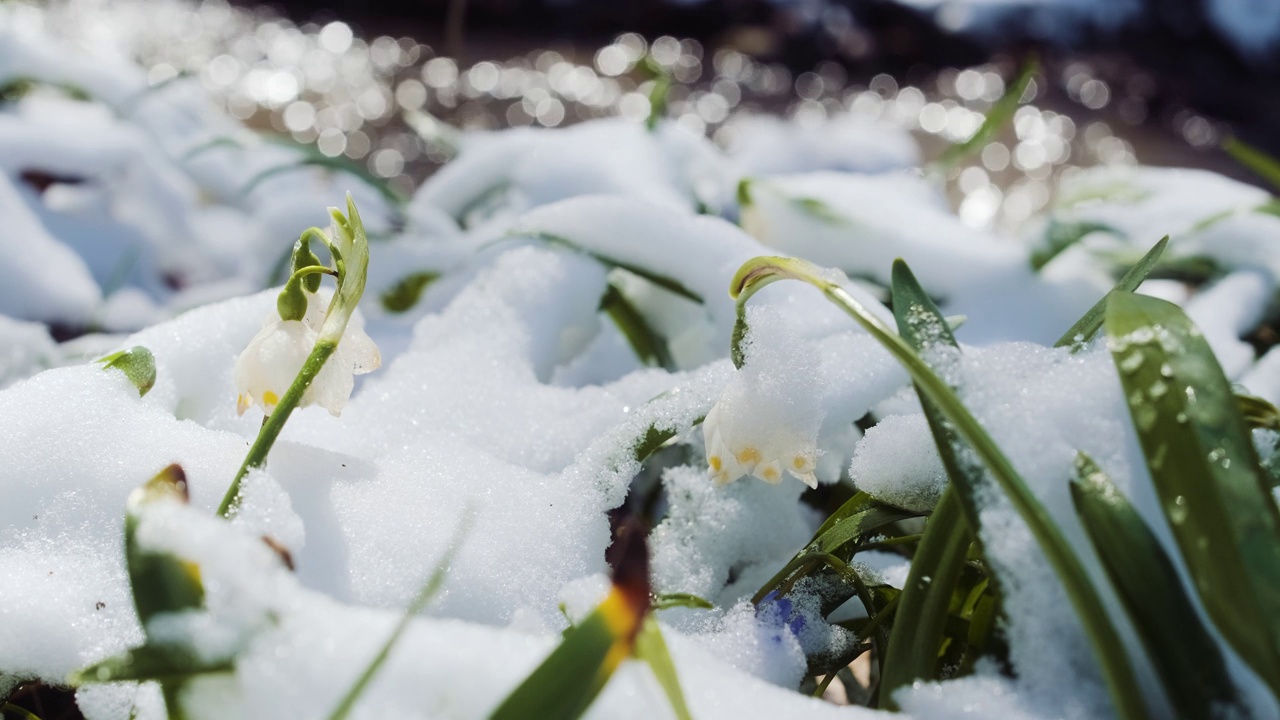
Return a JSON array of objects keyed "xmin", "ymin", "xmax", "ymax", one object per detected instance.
[
  {"xmin": 703, "ymin": 400, "xmax": 820, "ymax": 489},
  {"xmin": 234, "ymin": 291, "xmax": 380, "ymax": 417}
]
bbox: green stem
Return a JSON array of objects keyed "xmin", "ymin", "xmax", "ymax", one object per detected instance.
[
  {"xmin": 732, "ymin": 258, "xmax": 1148, "ymax": 720},
  {"xmin": 813, "ymin": 671, "xmax": 839, "ymax": 698},
  {"xmin": 218, "ymin": 340, "xmax": 337, "ymax": 517}
]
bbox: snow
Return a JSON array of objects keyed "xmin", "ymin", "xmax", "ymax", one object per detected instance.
[{"xmin": 3, "ymin": 6, "xmax": 1280, "ymax": 720}]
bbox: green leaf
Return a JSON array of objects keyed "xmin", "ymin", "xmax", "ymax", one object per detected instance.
[
  {"xmin": 1031, "ymin": 220, "xmax": 1118, "ymax": 271},
  {"xmin": 1238, "ymin": 392, "xmax": 1280, "ymax": 432},
  {"xmin": 652, "ymin": 593, "xmax": 714, "ymax": 611},
  {"xmin": 633, "ymin": 618, "xmax": 693, "ymax": 720},
  {"xmin": 126, "ymin": 466, "xmax": 204, "ymax": 626},
  {"xmin": 731, "ymin": 255, "xmax": 1148, "ymax": 720},
  {"xmin": 752, "ymin": 493, "xmax": 916, "ymax": 604},
  {"xmin": 1223, "ymin": 135, "xmax": 1280, "ymax": 192},
  {"xmin": 489, "ymin": 613, "xmax": 610, "ymax": 720},
  {"xmin": 811, "ymin": 498, "xmax": 918, "ymax": 556},
  {"xmin": 70, "ymin": 643, "xmax": 232, "ymax": 685},
  {"xmin": 1070, "ymin": 452, "xmax": 1238, "ymax": 719},
  {"xmin": 1054, "ymin": 236, "xmax": 1168, "ymax": 349},
  {"xmin": 600, "ymin": 282, "xmax": 675, "ymax": 370},
  {"xmin": 1, "ymin": 702, "xmax": 44, "ymax": 720},
  {"xmin": 791, "ymin": 196, "xmax": 847, "ymax": 225},
  {"xmin": 239, "ymin": 156, "xmax": 403, "ymax": 208},
  {"xmin": 328, "ymin": 511, "xmax": 474, "ymax": 720},
  {"xmin": 880, "ymin": 260, "xmax": 981, "ymax": 706},
  {"xmin": 98, "ymin": 346, "xmax": 157, "ymax": 397},
  {"xmin": 523, "ymin": 232, "xmax": 702, "ymax": 304},
  {"xmin": 880, "ymin": 489, "xmax": 973, "ymax": 708},
  {"xmin": 1105, "ymin": 291, "xmax": 1280, "ymax": 698},
  {"xmin": 934, "ymin": 58, "xmax": 1037, "ymax": 171},
  {"xmin": 646, "ymin": 74, "xmax": 671, "ymax": 131},
  {"xmin": 380, "ymin": 271, "xmax": 440, "ymax": 313}
]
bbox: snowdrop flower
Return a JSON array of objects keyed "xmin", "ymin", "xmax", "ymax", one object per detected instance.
[{"xmin": 234, "ymin": 290, "xmax": 379, "ymax": 417}]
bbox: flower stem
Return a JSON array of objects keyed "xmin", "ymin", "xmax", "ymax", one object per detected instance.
[{"xmin": 218, "ymin": 339, "xmax": 337, "ymax": 517}]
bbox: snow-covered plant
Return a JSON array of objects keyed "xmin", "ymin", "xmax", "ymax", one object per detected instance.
[{"xmin": 727, "ymin": 250, "xmax": 1280, "ymax": 719}]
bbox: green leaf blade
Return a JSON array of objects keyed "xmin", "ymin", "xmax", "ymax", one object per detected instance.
[
  {"xmin": 1105, "ymin": 290, "xmax": 1280, "ymax": 697},
  {"xmin": 99, "ymin": 346, "xmax": 157, "ymax": 397},
  {"xmin": 935, "ymin": 59, "xmax": 1037, "ymax": 171},
  {"xmin": 1070, "ymin": 452, "xmax": 1238, "ymax": 718},
  {"xmin": 1054, "ymin": 236, "xmax": 1168, "ymax": 349},
  {"xmin": 633, "ymin": 618, "xmax": 693, "ymax": 720}
]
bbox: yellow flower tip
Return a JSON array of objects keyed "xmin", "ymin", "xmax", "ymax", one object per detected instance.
[
  {"xmin": 263, "ymin": 390, "xmax": 280, "ymax": 408},
  {"xmin": 792, "ymin": 455, "xmax": 813, "ymax": 471},
  {"xmin": 709, "ymin": 455, "xmax": 723, "ymax": 472},
  {"xmin": 734, "ymin": 446, "xmax": 762, "ymax": 465},
  {"xmin": 760, "ymin": 464, "xmax": 781, "ymax": 483},
  {"xmin": 713, "ymin": 470, "xmax": 733, "ymax": 486},
  {"xmin": 796, "ymin": 471, "xmax": 819, "ymax": 490},
  {"xmin": 236, "ymin": 393, "xmax": 251, "ymax": 416}
]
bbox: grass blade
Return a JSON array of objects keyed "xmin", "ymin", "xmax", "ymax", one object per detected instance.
[
  {"xmin": 880, "ymin": 259, "xmax": 981, "ymax": 706},
  {"xmin": 632, "ymin": 618, "xmax": 693, "ymax": 720},
  {"xmin": 879, "ymin": 488, "xmax": 972, "ymax": 708},
  {"xmin": 731, "ymin": 256, "xmax": 1148, "ymax": 720},
  {"xmin": 934, "ymin": 59, "xmax": 1036, "ymax": 171},
  {"xmin": 1105, "ymin": 291, "xmax": 1280, "ymax": 698},
  {"xmin": 600, "ymin": 282, "xmax": 676, "ymax": 370},
  {"xmin": 1223, "ymin": 135, "xmax": 1280, "ymax": 192},
  {"xmin": 1054, "ymin": 236, "xmax": 1168, "ymax": 349},
  {"xmin": 490, "ymin": 521, "xmax": 651, "ymax": 720},
  {"xmin": 1070, "ymin": 452, "xmax": 1238, "ymax": 718},
  {"xmin": 380, "ymin": 271, "xmax": 440, "ymax": 313},
  {"xmin": 327, "ymin": 511, "xmax": 474, "ymax": 720}
]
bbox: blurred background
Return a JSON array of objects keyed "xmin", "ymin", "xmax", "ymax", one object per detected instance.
[{"xmin": 24, "ymin": 0, "xmax": 1277, "ymax": 214}]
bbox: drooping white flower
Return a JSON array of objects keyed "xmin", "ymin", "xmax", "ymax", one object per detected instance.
[
  {"xmin": 234, "ymin": 290, "xmax": 380, "ymax": 417},
  {"xmin": 702, "ymin": 307, "xmax": 824, "ymax": 489},
  {"xmin": 703, "ymin": 399, "xmax": 820, "ymax": 489}
]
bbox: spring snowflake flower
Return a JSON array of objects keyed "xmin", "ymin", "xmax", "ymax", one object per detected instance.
[
  {"xmin": 703, "ymin": 400, "xmax": 820, "ymax": 489},
  {"xmin": 234, "ymin": 290, "xmax": 380, "ymax": 417},
  {"xmin": 702, "ymin": 308, "xmax": 824, "ymax": 489}
]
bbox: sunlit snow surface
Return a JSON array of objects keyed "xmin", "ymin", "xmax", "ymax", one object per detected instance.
[{"xmin": 3, "ymin": 4, "xmax": 1280, "ymax": 720}]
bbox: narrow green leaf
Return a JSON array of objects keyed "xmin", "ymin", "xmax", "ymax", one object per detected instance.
[
  {"xmin": 1031, "ymin": 220, "xmax": 1118, "ymax": 271},
  {"xmin": 1238, "ymin": 392, "xmax": 1280, "ymax": 432},
  {"xmin": 652, "ymin": 593, "xmax": 714, "ymax": 611},
  {"xmin": 888, "ymin": 259, "xmax": 984, "ymax": 525},
  {"xmin": 731, "ymin": 256, "xmax": 1148, "ymax": 720},
  {"xmin": 1054, "ymin": 236, "xmax": 1168, "ymax": 349},
  {"xmin": 934, "ymin": 58, "xmax": 1037, "ymax": 170},
  {"xmin": 180, "ymin": 136, "xmax": 245, "ymax": 162},
  {"xmin": 99, "ymin": 346, "xmax": 157, "ymax": 397},
  {"xmin": 881, "ymin": 260, "xmax": 981, "ymax": 706},
  {"xmin": 69, "ymin": 644, "xmax": 232, "ymax": 685},
  {"xmin": 812, "ymin": 501, "xmax": 918, "ymax": 556},
  {"xmin": 380, "ymin": 271, "xmax": 440, "ymax": 313},
  {"xmin": 523, "ymin": 232, "xmax": 703, "ymax": 304},
  {"xmin": 490, "ymin": 606, "xmax": 618, "ymax": 720},
  {"xmin": 752, "ymin": 493, "xmax": 916, "ymax": 604},
  {"xmin": 1105, "ymin": 291, "xmax": 1280, "ymax": 698},
  {"xmin": 1070, "ymin": 452, "xmax": 1238, "ymax": 719},
  {"xmin": 600, "ymin": 283, "xmax": 675, "ymax": 370},
  {"xmin": 328, "ymin": 511, "xmax": 474, "ymax": 720},
  {"xmin": 641, "ymin": 58, "xmax": 671, "ymax": 131},
  {"xmin": 240, "ymin": 157, "xmax": 403, "ymax": 208},
  {"xmin": 1, "ymin": 703, "xmax": 43, "ymax": 720},
  {"xmin": 1223, "ymin": 136, "xmax": 1280, "ymax": 192},
  {"xmin": 633, "ymin": 618, "xmax": 693, "ymax": 720}
]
